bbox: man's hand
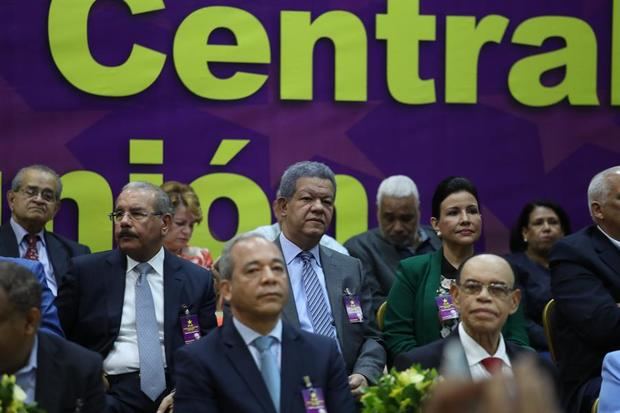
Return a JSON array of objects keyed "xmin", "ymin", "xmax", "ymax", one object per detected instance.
[
  {"xmin": 348, "ymin": 373, "xmax": 368, "ymax": 397},
  {"xmin": 156, "ymin": 390, "xmax": 175, "ymax": 413}
]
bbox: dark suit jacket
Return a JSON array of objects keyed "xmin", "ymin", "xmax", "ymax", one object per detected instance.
[
  {"xmin": 394, "ymin": 330, "xmax": 533, "ymax": 372},
  {"xmin": 174, "ymin": 320, "xmax": 356, "ymax": 413},
  {"xmin": 344, "ymin": 226, "xmax": 440, "ymax": 312},
  {"xmin": 35, "ymin": 331, "xmax": 105, "ymax": 413},
  {"xmin": 550, "ymin": 225, "xmax": 620, "ymax": 412},
  {"xmin": 0, "ymin": 222, "xmax": 91, "ymax": 286},
  {"xmin": 56, "ymin": 249, "xmax": 217, "ymax": 380},
  {"xmin": 0, "ymin": 256, "xmax": 63, "ymax": 337},
  {"xmin": 277, "ymin": 239, "xmax": 386, "ymax": 384}
]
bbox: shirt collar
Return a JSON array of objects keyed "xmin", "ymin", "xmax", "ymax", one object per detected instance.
[
  {"xmin": 15, "ymin": 335, "xmax": 38, "ymax": 376},
  {"xmin": 597, "ymin": 226, "xmax": 620, "ymax": 250},
  {"xmin": 233, "ymin": 317, "xmax": 283, "ymax": 346},
  {"xmin": 126, "ymin": 246, "xmax": 165, "ymax": 276},
  {"xmin": 458, "ymin": 322, "xmax": 511, "ymax": 368},
  {"xmin": 280, "ymin": 233, "xmax": 322, "ymax": 268},
  {"xmin": 10, "ymin": 218, "xmax": 46, "ymax": 247}
]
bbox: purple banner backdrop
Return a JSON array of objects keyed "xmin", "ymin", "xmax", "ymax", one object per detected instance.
[{"xmin": 1, "ymin": 0, "xmax": 619, "ymax": 254}]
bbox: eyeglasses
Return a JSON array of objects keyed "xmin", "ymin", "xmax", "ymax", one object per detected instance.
[
  {"xmin": 18, "ymin": 187, "xmax": 57, "ymax": 203},
  {"xmin": 108, "ymin": 210, "xmax": 163, "ymax": 222},
  {"xmin": 457, "ymin": 280, "xmax": 514, "ymax": 299}
]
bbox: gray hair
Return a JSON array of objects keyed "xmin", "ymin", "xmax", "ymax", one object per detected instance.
[
  {"xmin": 376, "ymin": 175, "xmax": 420, "ymax": 206},
  {"xmin": 120, "ymin": 181, "xmax": 173, "ymax": 214},
  {"xmin": 0, "ymin": 262, "xmax": 42, "ymax": 315},
  {"xmin": 277, "ymin": 161, "xmax": 336, "ymax": 199},
  {"xmin": 218, "ymin": 232, "xmax": 274, "ymax": 281},
  {"xmin": 587, "ymin": 166, "xmax": 620, "ymax": 217},
  {"xmin": 12, "ymin": 165, "xmax": 63, "ymax": 200}
]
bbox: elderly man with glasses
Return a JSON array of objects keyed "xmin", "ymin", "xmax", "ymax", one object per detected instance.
[
  {"xmin": 57, "ymin": 181, "xmax": 217, "ymax": 413},
  {"xmin": 0, "ymin": 165, "xmax": 90, "ymax": 296},
  {"xmin": 394, "ymin": 254, "xmax": 531, "ymax": 379}
]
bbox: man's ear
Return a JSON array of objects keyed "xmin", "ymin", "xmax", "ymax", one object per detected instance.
[
  {"xmin": 161, "ymin": 214, "xmax": 171, "ymax": 235},
  {"xmin": 276, "ymin": 197, "xmax": 288, "ymax": 217},
  {"xmin": 25, "ymin": 307, "xmax": 41, "ymax": 335},
  {"xmin": 591, "ymin": 201, "xmax": 604, "ymax": 221},
  {"xmin": 509, "ymin": 288, "xmax": 521, "ymax": 315},
  {"xmin": 220, "ymin": 279, "xmax": 232, "ymax": 302},
  {"xmin": 450, "ymin": 283, "xmax": 461, "ymax": 311},
  {"xmin": 7, "ymin": 190, "xmax": 15, "ymax": 211}
]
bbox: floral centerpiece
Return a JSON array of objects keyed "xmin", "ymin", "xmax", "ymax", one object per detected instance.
[
  {"xmin": 0, "ymin": 375, "xmax": 46, "ymax": 413},
  {"xmin": 361, "ymin": 365, "xmax": 438, "ymax": 413}
]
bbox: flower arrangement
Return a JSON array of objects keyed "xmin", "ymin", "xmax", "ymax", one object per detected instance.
[
  {"xmin": 361, "ymin": 365, "xmax": 438, "ymax": 413},
  {"xmin": 0, "ymin": 375, "xmax": 46, "ymax": 413}
]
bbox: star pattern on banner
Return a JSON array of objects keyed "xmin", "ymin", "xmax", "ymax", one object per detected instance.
[
  {"xmin": 0, "ymin": 76, "xmax": 108, "ymax": 177},
  {"xmin": 204, "ymin": 100, "xmax": 384, "ymax": 186},
  {"xmin": 481, "ymin": 94, "xmax": 620, "ymax": 173}
]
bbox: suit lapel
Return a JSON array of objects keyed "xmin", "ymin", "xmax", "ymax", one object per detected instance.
[
  {"xmin": 163, "ymin": 251, "xmax": 185, "ymax": 365},
  {"xmin": 319, "ymin": 246, "xmax": 344, "ymax": 339},
  {"xmin": 222, "ymin": 322, "xmax": 277, "ymax": 413},
  {"xmin": 0, "ymin": 223, "xmax": 19, "ymax": 257},
  {"xmin": 280, "ymin": 325, "xmax": 303, "ymax": 413},
  {"xmin": 275, "ymin": 238, "xmax": 301, "ymax": 327},
  {"xmin": 35, "ymin": 334, "xmax": 65, "ymax": 413},
  {"xmin": 105, "ymin": 250, "xmax": 127, "ymax": 341},
  {"xmin": 44, "ymin": 232, "xmax": 66, "ymax": 285},
  {"xmin": 592, "ymin": 227, "xmax": 620, "ymax": 277}
]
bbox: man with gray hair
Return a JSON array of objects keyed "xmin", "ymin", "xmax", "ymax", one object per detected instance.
[
  {"xmin": 57, "ymin": 182, "xmax": 217, "ymax": 413},
  {"xmin": 0, "ymin": 165, "xmax": 90, "ymax": 296},
  {"xmin": 275, "ymin": 161, "xmax": 385, "ymax": 397},
  {"xmin": 550, "ymin": 166, "xmax": 620, "ymax": 413},
  {"xmin": 174, "ymin": 233, "xmax": 356, "ymax": 412},
  {"xmin": 344, "ymin": 175, "xmax": 440, "ymax": 312}
]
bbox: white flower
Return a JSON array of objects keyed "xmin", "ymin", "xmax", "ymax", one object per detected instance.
[{"xmin": 13, "ymin": 383, "xmax": 26, "ymax": 402}]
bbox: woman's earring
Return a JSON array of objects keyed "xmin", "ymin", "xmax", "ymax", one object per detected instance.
[{"xmin": 436, "ymin": 231, "xmax": 442, "ymax": 238}]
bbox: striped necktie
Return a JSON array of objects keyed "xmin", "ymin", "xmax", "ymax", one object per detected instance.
[{"xmin": 299, "ymin": 251, "xmax": 337, "ymax": 340}]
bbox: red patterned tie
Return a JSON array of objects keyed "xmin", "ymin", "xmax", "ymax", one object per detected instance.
[
  {"xmin": 23, "ymin": 234, "xmax": 39, "ymax": 261},
  {"xmin": 481, "ymin": 357, "xmax": 503, "ymax": 375}
]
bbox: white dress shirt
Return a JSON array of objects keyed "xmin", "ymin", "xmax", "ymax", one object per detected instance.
[
  {"xmin": 280, "ymin": 233, "xmax": 335, "ymax": 334},
  {"xmin": 11, "ymin": 218, "xmax": 57, "ymax": 296},
  {"xmin": 233, "ymin": 317, "xmax": 282, "ymax": 371},
  {"xmin": 598, "ymin": 226, "xmax": 620, "ymax": 249},
  {"xmin": 458, "ymin": 323, "xmax": 512, "ymax": 381},
  {"xmin": 104, "ymin": 247, "xmax": 166, "ymax": 374}
]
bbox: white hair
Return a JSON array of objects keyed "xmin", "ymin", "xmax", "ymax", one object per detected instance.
[
  {"xmin": 587, "ymin": 166, "xmax": 620, "ymax": 217},
  {"xmin": 376, "ymin": 175, "xmax": 420, "ymax": 206}
]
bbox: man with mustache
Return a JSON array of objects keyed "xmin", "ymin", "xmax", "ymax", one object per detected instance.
[
  {"xmin": 0, "ymin": 165, "xmax": 90, "ymax": 296},
  {"xmin": 174, "ymin": 233, "xmax": 356, "ymax": 412},
  {"xmin": 394, "ymin": 255, "xmax": 530, "ymax": 379},
  {"xmin": 274, "ymin": 161, "xmax": 385, "ymax": 398},
  {"xmin": 344, "ymin": 175, "xmax": 440, "ymax": 313},
  {"xmin": 57, "ymin": 182, "xmax": 217, "ymax": 413}
]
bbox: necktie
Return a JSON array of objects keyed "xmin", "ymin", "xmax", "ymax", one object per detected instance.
[
  {"xmin": 253, "ymin": 336, "xmax": 280, "ymax": 412},
  {"xmin": 134, "ymin": 262, "xmax": 166, "ymax": 401},
  {"xmin": 23, "ymin": 234, "xmax": 39, "ymax": 260},
  {"xmin": 481, "ymin": 357, "xmax": 503, "ymax": 375},
  {"xmin": 299, "ymin": 251, "xmax": 337, "ymax": 340}
]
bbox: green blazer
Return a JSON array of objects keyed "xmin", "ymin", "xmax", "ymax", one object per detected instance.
[{"xmin": 384, "ymin": 249, "xmax": 529, "ymax": 359}]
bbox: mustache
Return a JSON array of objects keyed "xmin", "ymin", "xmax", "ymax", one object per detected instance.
[{"xmin": 118, "ymin": 229, "xmax": 138, "ymax": 238}]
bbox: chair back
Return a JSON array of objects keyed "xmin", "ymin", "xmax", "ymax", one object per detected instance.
[
  {"xmin": 542, "ymin": 298, "xmax": 558, "ymax": 363},
  {"xmin": 376, "ymin": 301, "xmax": 387, "ymax": 331}
]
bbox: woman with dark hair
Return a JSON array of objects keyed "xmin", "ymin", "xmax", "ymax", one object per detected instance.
[
  {"xmin": 384, "ymin": 177, "xmax": 529, "ymax": 360},
  {"xmin": 507, "ymin": 200, "xmax": 571, "ymax": 351}
]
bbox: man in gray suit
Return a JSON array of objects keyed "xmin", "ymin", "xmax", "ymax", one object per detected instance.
[
  {"xmin": 344, "ymin": 175, "xmax": 440, "ymax": 313},
  {"xmin": 275, "ymin": 161, "xmax": 386, "ymax": 397}
]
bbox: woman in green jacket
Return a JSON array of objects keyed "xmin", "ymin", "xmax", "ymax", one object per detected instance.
[{"xmin": 383, "ymin": 176, "xmax": 529, "ymax": 360}]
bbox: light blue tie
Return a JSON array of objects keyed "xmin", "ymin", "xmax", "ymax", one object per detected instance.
[
  {"xmin": 299, "ymin": 251, "xmax": 337, "ymax": 340},
  {"xmin": 253, "ymin": 336, "xmax": 280, "ymax": 412},
  {"xmin": 134, "ymin": 262, "xmax": 166, "ymax": 401}
]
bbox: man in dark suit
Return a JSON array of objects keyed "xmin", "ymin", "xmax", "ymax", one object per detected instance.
[
  {"xmin": 0, "ymin": 261, "xmax": 105, "ymax": 413},
  {"xmin": 274, "ymin": 161, "xmax": 385, "ymax": 397},
  {"xmin": 0, "ymin": 165, "xmax": 90, "ymax": 296},
  {"xmin": 344, "ymin": 175, "xmax": 440, "ymax": 312},
  {"xmin": 57, "ymin": 182, "xmax": 217, "ymax": 413},
  {"xmin": 0, "ymin": 256, "xmax": 62, "ymax": 336},
  {"xmin": 174, "ymin": 233, "xmax": 356, "ymax": 413},
  {"xmin": 550, "ymin": 165, "xmax": 620, "ymax": 413},
  {"xmin": 394, "ymin": 254, "xmax": 525, "ymax": 379}
]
